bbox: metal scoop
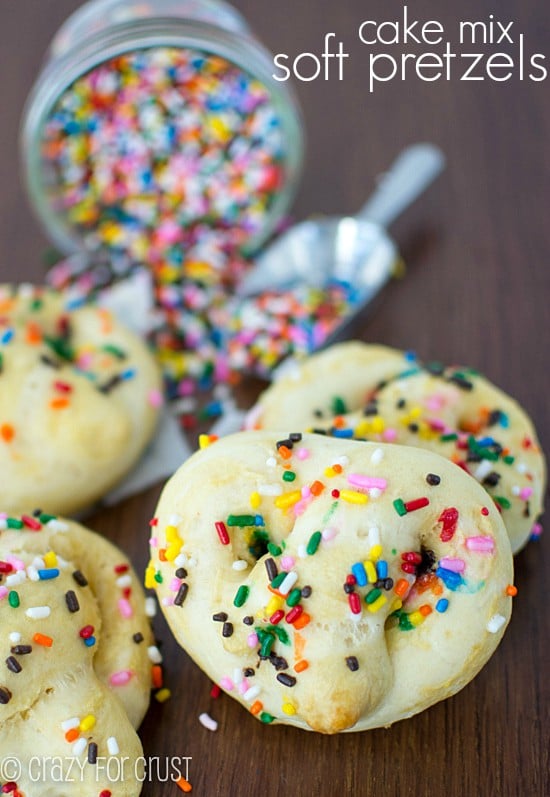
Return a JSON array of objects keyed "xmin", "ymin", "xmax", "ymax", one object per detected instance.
[{"xmin": 238, "ymin": 143, "xmax": 445, "ymax": 300}]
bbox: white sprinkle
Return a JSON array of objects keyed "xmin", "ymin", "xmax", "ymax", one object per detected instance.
[
  {"xmin": 198, "ymin": 712, "xmax": 218, "ymax": 732},
  {"xmin": 232, "ymin": 560, "xmax": 248, "ymax": 571},
  {"xmin": 174, "ymin": 553, "xmax": 188, "ymax": 568},
  {"xmin": 474, "ymin": 460, "xmax": 493, "ymax": 481},
  {"xmin": 258, "ymin": 483, "xmax": 283, "ymax": 496},
  {"xmin": 369, "ymin": 488, "xmax": 382, "ymax": 499},
  {"xmin": 32, "ymin": 556, "xmax": 45, "ymax": 569},
  {"xmin": 243, "ymin": 684, "xmax": 261, "ymax": 702},
  {"xmin": 161, "ymin": 597, "xmax": 172, "ymax": 607},
  {"xmin": 335, "ymin": 455, "xmax": 349, "ymax": 467},
  {"xmin": 370, "ymin": 448, "xmax": 384, "ymax": 465},
  {"xmin": 368, "ymin": 527, "xmax": 381, "ymax": 548},
  {"xmin": 61, "ymin": 717, "xmax": 80, "ymax": 732},
  {"xmin": 116, "ymin": 574, "xmax": 132, "ymax": 588},
  {"xmin": 168, "ymin": 514, "xmax": 182, "ymax": 526},
  {"xmin": 266, "ymin": 457, "xmax": 277, "ymax": 468},
  {"xmin": 26, "ymin": 606, "xmax": 50, "ymax": 619},
  {"xmin": 46, "ymin": 520, "xmax": 69, "ymax": 532},
  {"xmin": 187, "ymin": 557, "xmax": 197, "ymax": 568},
  {"xmin": 487, "ymin": 614, "xmax": 507, "ymax": 633},
  {"xmin": 279, "ymin": 571, "xmax": 298, "ymax": 595},
  {"xmin": 297, "ymin": 544, "xmax": 307, "ymax": 559},
  {"xmin": 321, "ymin": 526, "xmax": 338, "ymax": 541},
  {"xmin": 145, "ymin": 597, "xmax": 157, "ymax": 618},
  {"xmin": 72, "ymin": 738, "xmax": 87, "ymax": 756},
  {"xmin": 9, "ymin": 632, "xmax": 21, "ymax": 644},
  {"xmin": 0, "ymin": 519, "xmax": 6, "ymax": 530},
  {"xmin": 147, "ymin": 645, "xmax": 162, "ymax": 664},
  {"xmin": 511, "ymin": 485, "xmax": 521, "ymax": 497},
  {"xmin": 107, "ymin": 736, "xmax": 120, "ymax": 755},
  {"xmin": 6, "ymin": 572, "xmax": 26, "ymax": 587},
  {"xmin": 516, "ymin": 462, "xmax": 528, "ymax": 474},
  {"xmin": 233, "ymin": 668, "xmax": 243, "ymax": 685},
  {"xmin": 171, "ymin": 397, "xmax": 197, "ymax": 414}
]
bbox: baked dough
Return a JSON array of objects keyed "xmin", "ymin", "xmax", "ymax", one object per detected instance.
[
  {"xmin": 0, "ymin": 513, "xmax": 154, "ymax": 796},
  {"xmin": 250, "ymin": 342, "xmax": 545, "ymax": 553},
  {"xmin": 148, "ymin": 431, "xmax": 514, "ymax": 733},
  {"xmin": 0, "ymin": 284, "xmax": 162, "ymax": 515}
]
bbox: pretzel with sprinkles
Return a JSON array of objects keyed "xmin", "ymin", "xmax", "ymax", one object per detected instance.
[
  {"xmin": 0, "ymin": 513, "xmax": 155, "ymax": 796},
  {"xmin": 0, "ymin": 284, "xmax": 162, "ymax": 516},
  {"xmin": 148, "ymin": 431, "xmax": 514, "ymax": 733},
  {"xmin": 248, "ymin": 342, "xmax": 546, "ymax": 553}
]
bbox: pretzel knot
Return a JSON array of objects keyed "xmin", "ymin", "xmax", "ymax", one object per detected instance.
[
  {"xmin": 149, "ymin": 431, "xmax": 513, "ymax": 733},
  {"xmin": 250, "ymin": 342, "xmax": 546, "ymax": 553},
  {"xmin": 0, "ymin": 515, "xmax": 153, "ymax": 796},
  {"xmin": 0, "ymin": 284, "xmax": 162, "ymax": 516}
]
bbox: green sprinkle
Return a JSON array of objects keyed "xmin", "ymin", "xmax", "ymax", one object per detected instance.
[
  {"xmin": 494, "ymin": 496, "xmax": 512, "ymax": 510},
  {"xmin": 154, "ymin": 571, "xmax": 163, "ymax": 584},
  {"xmin": 30, "ymin": 297, "xmax": 44, "ymax": 310},
  {"xmin": 282, "ymin": 471, "xmax": 296, "ymax": 482},
  {"xmin": 265, "ymin": 624, "xmax": 290, "ymax": 645},
  {"xmin": 331, "ymin": 396, "xmax": 348, "ymax": 414},
  {"xmin": 503, "ymin": 455, "xmax": 515, "ymax": 465},
  {"xmin": 306, "ymin": 531, "xmax": 322, "ymax": 555},
  {"xmin": 393, "ymin": 499, "xmax": 407, "ymax": 517},
  {"xmin": 365, "ymin": 588, "xmax": 381, "ymax": 605},
  {"xmin": 270, "ymin": 572, "xmax": 286, "ymax": 589},
  {"xmin": 102, "ymin": 344, "xmax": 126, "ymax": 359},
  {"xmin": 286, "ymin": 588, "xmax": 302, "ymax": 607},
  {"xmin": 260, "ymin": 634, "xmax": 275, "ymax": 658},
  {"xmin": 233, "ymin": 585, "xmax": 249, "ymax": 608},
  {"xmin": 8, "ymin": 591, "xmax": 19, "ymax": 608},
  {"xmin": 322, "ymin": 501, "xmax": 339, "ymax": 524},
  {"xmin": 267, "ymin": 543, "xmax": 282, "ymax": 557},
  {"xmin": 44, "ymin": 336, "xmax": 74, "ymax": 362},
  {"xmin": 39, "ymin": 513, "xmax": 56, "ymax": 524},
  {"xmin": 259, "ymin": 712, "xmax": 275, "ymax": 724},
  {"xmin": 7, "ymin": 518, "xmax": 23, "ymax": 529},
  {"xmin": 227, "ymin": 514, "xmax": 257, "ymax": 527},
  {"xmin": 440, "ymin": 433, "xmax": 458, "ymax": 442}
]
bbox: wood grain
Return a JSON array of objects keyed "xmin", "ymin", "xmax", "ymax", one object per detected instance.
[{"xmin": 0, "ymin": 1, "xmax": 548, "ymax": 795}]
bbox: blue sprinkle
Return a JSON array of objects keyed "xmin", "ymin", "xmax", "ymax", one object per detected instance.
[
  {"xmin": 477, "ymin": 437, "xmax": 497, "ymax": 447},
  {"xmin": 436, "ymin": 598, "xmax": 449, "ymax": 613},
  {"xmin": 499, "ymin": 413, "xmax": 509, "ymax": 428},
  {"xmin": 404, "ymin": 350, "xmax": 417, "ymax": 362},
  {"xmin": 38, "ymin": 568, "xmax": 60, "ymax": 580},
  {"xmin": 436, "ymin": 567, "xmax": 464, "ymax": 591},
  {"xmin": 120, "ymin": 368, "xmax": 137, "ymax": 381},
  {"xmin": 254, "ymin": 515, "xmax": 265, "ymax": 527},
  {"xmin": 0, "ymin": 328, "xmax": 14, "ymax": 345},
  {"xmin": 331, "ymin": 428, "xmax": 354, "ymax": 438},
  {"xmin": 351, "ymin": 562, "xmax": 367, "ymax": 587},
  {"xmin": 376, "ymin": 560, "xmax": 388, "ymax": 579},
  {"xmin": 84, "ymin": 636, "xmax": 96, "ymax": 647}
]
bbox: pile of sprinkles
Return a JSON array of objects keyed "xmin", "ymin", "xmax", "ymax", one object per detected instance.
[
  {"xmin": 148, "ymin": 435, "xmax": 516, "ymax": 728},
  {"xmin": 0, "ymin": 512, "xmax": 160, "ymax": 795}
]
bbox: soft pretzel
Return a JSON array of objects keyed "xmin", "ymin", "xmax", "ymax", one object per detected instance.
[
  {"xmin": 148, "ymin": 431, "xmax": 514, "ymax": 733},
  {"xmin": 0, "ymin": 513, "xmax": 154, "ymax": 797},
  {"xmin": 249, "ymin": 342, "xmax": 545, "ymax": 553},
  {"xmin": 0, "ymin": 284, "xmax": 162, "ymax": 515}
]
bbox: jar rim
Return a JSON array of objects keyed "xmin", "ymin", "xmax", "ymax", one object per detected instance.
[{"xmin": 21, "ymin": 15, "xmax": 304, "ymax": 257}]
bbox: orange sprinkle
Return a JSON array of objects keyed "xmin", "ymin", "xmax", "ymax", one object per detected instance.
[
  {"xmin": 506, "ymin": 585, "xmax": 518, "ymax": 597},
  {"xmin": 278, "ymin": 445, "xmax": 292, "ymax": 460},
  {"xmin": 294, "ymin": 660, "xmax": 309, "ymax": 673},
  {"xmin": 152, "ymin": 665, "xmax": 163, "ymax": 688},
  {"xmin": 332, "ymin": 463, "xmax": 343, "ymax": 474},
  {"xmin": 98, "ymin": 308, "xmax": 113, "ymax": 334},
  {"xmin": 419, "ymin": 604, "xmax": 432, "ymax": 617},
  {"xmin": 432, "ymin": 583, "xmax": 443, "ymax": 596},
  {"xmin": 333, "ymin": 417, "xmax": 345, "ymax": 429},
  {"xmin": 250, "ymin": 700, "xmax": 263, "ymax": 715},
  {"xmin": 310, "ymin": 481, "xmax": 325, "ymax": 496},
  {"xmin": 33, "ymin": 633, "xmax": 53, "ymax": 647},
  {"xmin": 175, "ymin": 776, "xmax": 193, "ymax": 793},
  {"xmin": 415, "ymin": 573, "xmax": 438, "ymax": 594},
  {"xmin": 394, "ymin": 578, "xmax": 410, "ymax": 598},
  {"xmin": 25, "ymin": 321, "xmax": 42, "ymax": 344},
  {"xmin": 294, "ymin": 632, "xmax": 305, "ymax": 659},
  {"xmin": 158, "ymin": 549, "xmax": 167, "ymax": 562},
  {"xmin": 0, "ymin": 424, "xmax": 15, "ymax": 443},
  {"xmin": 65, "ymin": 728, "xmax": 79, "ymax": 743},
  {"xmin": 292, "ymin": 612, "xmax": 311, "ymax": 630},
  {"xmin": 49, "ymin": 397, "xmax": 70, "ymax": 410},
  {"xmin": 0, "ymin": 298, "xmax": 14, "ymax": 313}
]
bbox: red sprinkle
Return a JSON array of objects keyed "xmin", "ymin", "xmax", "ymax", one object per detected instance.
[
  {"xmin": 22, "ymin": 515, "xmax": 42, "ymax": 530},
  {"xmin": 1, "ymin": 783, "xmax": 17, "ymax": 793},
  {"xmin": 285, "ymin": 605, "xmax": 303, "ymax": 623},
  {"xmin": 149, "ymin": 518, "xmax": 159, "ymax": 526},
  {"xmin": 331, "ymin": 489, "xmax": 340, "ymax": 498},
  {"xmin": 0, "ymin": 562, "xmax": 14, "ymax": 574},
  {"xmin": 345, "ymin": 574, "xmax": 357, "ymax": 585},
  {"xmin": 210, "ymin": 684, "xmax": 221, "ymax": 699},
  {"xmin": 348, "ymin": 592, "xmax": 361, "ymax": 614},
  {"xmin": 439, "ymin": 507, "xmax": 459, "ymax": 541},
  {"xmin": 123, "ymin": 587, "xmax": 132, "ymax": 599},
  {"xmin": 215, "ymin": 521, "xmax": 230, "ymax": 545},
  {"xmin": 404, "ymin": 497, "xmax": 429, "ymax": 512},
  {"xmin": 114, "ymin": 563, "xmax": 129, "ymax": 574},
  {"xmin": 269, "ymin": 609, "xmax": 285, "ymax": 625},
  {"xmin": 79, "ymin": 625, "xmax": 94, "ymax": 639},
  {"xmin": 401, "ymin": 562, "xmax": 417, "ymax": 575},
  {"xmin": 401, "ymin": 551, "xmax": 422, "ymax": 564},
  {"xmin": 481, "ymin": 507, "xmax": 489, "ymax": 516},
  {"xmin": 53, "ymin": 380, "xmax": 73, "ymax": 393}
]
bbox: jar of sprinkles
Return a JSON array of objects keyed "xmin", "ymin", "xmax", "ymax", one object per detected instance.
[{"xmin": 21, "ymin": 0, "xmax": 304, "ymax": 281}]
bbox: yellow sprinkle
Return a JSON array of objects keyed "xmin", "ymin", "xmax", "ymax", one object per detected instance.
[
  {"xmin": 324, "ymin": 466, "xmax": 336, "ymax": 478},
  {"xmin": 249, "ymin": 492, "xmax": 261, "ymax": 509},
  {"xmin": 165, "ymin": 542, "xmax": 182, "ymax": 562},
  {"xmin": 282, "ymin": 701, "xmax": 296, "ymax": 716},
  {"xmin": 266, "ymin": 596, "xmax": 284, "ymax": 615},
  {"xmin": 79, "ymin": 715, "xmax": 96, "ymax": 732},
  {"xmin": 410, "ymin": 406, "xmax": 422, "ymax": 419},
  {"xmin": 199, "ymin": 434, "xmax": 211, "ymax": 449},
  {"xmin": 145, "ymin": 566, "xmax": 156, "ymax": 590},
  {"xmin": 367, "ymin": 595, "xmax": 387, "ymax": 613},
  {"xmin": 274, "ymin": 491, "xmax": 301, "ymax": 509},
  {"xmin": 409, "ymin": 610, "xmax": 425, "ymax": 626},
  {"xmin": 43, "ymin": 551, "xmax": 57, "ymax": 568},
  {"xmin": 369, "ymin": 544, "xmax": 383, "ymax": 561},
  {"xmin": 165, "ymin": 525, "xmax": 179, "ymax": 542},
  {"xmin": 391, "ymin": 598, "xmax": 403, "ymax": 612},
  {"xmin": 370, "ymin": 416, "xmax": 385, "ymax": 434},
  {"xmin": 364, "ymin": 561, "xmax": 377, "ymax": 583},
  {"xmin": 354, "ymin": 420, "xmax": 370, "ymax": 437},
  {"xmin": 155, "ymin": 688, "xmax": 172, "ymax": 703},
  {"xmin": 340, "ymin": 490, "xmax": 368, "ymax": 505}
]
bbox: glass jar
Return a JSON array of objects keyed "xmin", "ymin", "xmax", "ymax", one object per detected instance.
[{"xmin": 21, "ymin": 0, "xmax": 304, "ymax": 266}]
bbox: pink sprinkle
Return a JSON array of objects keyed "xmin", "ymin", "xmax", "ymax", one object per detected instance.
[
  {"xmin": 238, "ymin": 679, "xmax": 249, "ymax": 695},
  {"xmin": 76, "ymin": 353, "xmax": 93, "ymax": 369},
  {"xmin": 439, "ymin": 557, "xmax": 466, "ymax": 572},
  {"xmin": 296, "ymin": 447, "xmax": 310, "ymax": 460},
  {"xmin": 169, "ymin": 577, "xmax": 181, "ymax": 592},
  {"xmin": 0, "ymin": 587, "xmax": 8, "ymax": 600},
  {"xmin": 247, "ymin": 632, "xmax": 258, "ymax": 648},
  {"xmin": 148, "ymin": 388, "xmax": 163, "ymax": 408},
  {"xmin": 7, "ymin": 556, "xmax": 25, "ymax": 571},
  {"xmin": 150, "ymin": 536, "xmax": 159, "ymax": 547},
  {"xmin": 118, "ymin": 598, "xmax": 133, "ymax": 619},
  {"xmin": 383, "ymin": 428, "xmax": 397, "ymax": 442},
  {"xmin": 425, "ymin": 417, "xmax": 446, "ymax": 431},
  {"xmin": 280, "ymin": 556, "xmax": 295, "ymax": 571},
  {"xmin": 424, "ymin": 393, "xmax": 446, "ymax": 411},
  {"xmin": 293, "ymin": 497, "xmax": 312, "ymax": 516},
  {"xmin": 465, "ymin": 536, "xmax": 495, "ymax": 553},
  {"xmin": 531, "ymin": 522, "xmax": 543, "ymax": 538},
  {"xmin": 220, "ymin": 676, "xmax": 234, "ymax": 691},
  {"xmin": 321, "ymin": 526, "xmax": 338, "ymax": 541},
  {"xmin": 161, "ymin": 597, "xmax": 173, "ymax": 607},
  {"xmin": 347, "ymin": 474, "xmax": 387, "ymax": 491},
  {"xmin": 109, "ymin": 669, "xmax": 134, "ymax": 686},
  {"xmin": 519, "ymin": 486, "xmax": 533, "ymax": 500},
  {"xmin": 301, "ymin": 485, "xmax": 311, "ymax": 499}
]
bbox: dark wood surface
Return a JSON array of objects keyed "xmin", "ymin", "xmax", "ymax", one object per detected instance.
[{"xmin": 1, "ymin": 1, "xmax": 549, "ymax": 795}]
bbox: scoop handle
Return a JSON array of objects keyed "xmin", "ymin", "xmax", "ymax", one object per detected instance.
[{"xmin": 357, "ymin": 143, "xmax": 445, "ymax": 228}]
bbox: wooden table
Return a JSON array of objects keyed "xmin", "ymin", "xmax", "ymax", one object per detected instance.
[{"xmin": 1, "ymin": 1, "xmax": 548, "ymax": 795}]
